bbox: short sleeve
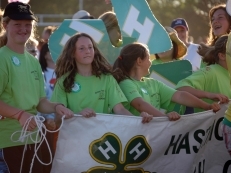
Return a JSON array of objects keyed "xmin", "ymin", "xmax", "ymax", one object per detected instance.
[
  {"xmin": 119, "ymin": 79, "xmax": 144, "ymax": 103},
  {"xmin": 176, "ymin": 68, "xmax": 208, "ymax": 91},
  {"xmin": 50, "ymin": 78, "xmax": 68, "ymax": 107},
  {"xmin": 107, "ymin": 76, "xmax": 128, "ymax": 109}
]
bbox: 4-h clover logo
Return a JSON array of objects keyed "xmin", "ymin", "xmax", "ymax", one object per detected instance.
[{"xmin": 84, "ymin": 133, "xmax": 152, "ymax": 173}]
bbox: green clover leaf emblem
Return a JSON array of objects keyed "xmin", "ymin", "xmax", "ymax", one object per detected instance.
[{"xmin": 85, "ymin": 133, "xmax": 152, "ymax": 173}]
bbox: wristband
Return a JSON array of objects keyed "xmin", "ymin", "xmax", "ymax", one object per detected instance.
[{"xmin": 17, "ymin": 110, "xmax": 25, "ymax": 121}]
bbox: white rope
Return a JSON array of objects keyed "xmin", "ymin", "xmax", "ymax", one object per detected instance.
[{"xmin": 11, "ymin": 114, "xmax": 65, "ymax": 173}]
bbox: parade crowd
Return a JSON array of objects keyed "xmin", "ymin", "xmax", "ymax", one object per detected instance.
[{"xmin": 0, "ymin": 1, "xmax": 231, "ymax": 173}]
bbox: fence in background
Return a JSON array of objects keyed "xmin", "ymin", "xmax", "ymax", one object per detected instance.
[{"xmin": 36, "ymin": 14, "xmax": 73, "ymax": 27}]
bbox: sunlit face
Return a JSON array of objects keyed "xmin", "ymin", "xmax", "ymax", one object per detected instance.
[
  {"xmin": 4, "ymin": 20, "xmax": 32, "ymax": 45},
  {"xmin": 174, "ymin": 26, "xmax": 188, "ymax": 43},
  {"xmin": 140, "ymin": 50, "xmax": 151, "ymax": 76},
  {"xmin": 211, "ymin": 9, "xmax": 230, "ymax": 37},
  {"xmin": 108, "ymin": 26, "xmax": 123, "ymax": 47},
  {"xmin": 74, "ymin": 36, "xmax": 95, "ymax": 66}
]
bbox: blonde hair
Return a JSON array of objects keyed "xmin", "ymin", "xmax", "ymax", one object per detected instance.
[{"xmin": 0, "ymin": 9, "xmax": 4, "ymax": 35}]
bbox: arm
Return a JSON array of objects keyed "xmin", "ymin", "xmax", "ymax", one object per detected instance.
[
  {"xmin": 37, "ymin": 97, "xmax": 74, "ymax": 118},
  {"xmin": 177, "ymin": 86, "xmax": 208, "ymax": 99},
  {"xmin": 131, "ymin": 98, "xmax": 180, "ymax": 121},
  {"xmin": 130, "ymin": 97, "xmax": 165, "ymax": 117},
  {"xmin": 113, "ymin": 103, "xmax": 133, "ymax": 116},
  {"xmin": 0, "ymin": 100, "xmax": 37, "ymax": 131},
  {"xmin": 0, "ymin": 100, "xmax": 22, "ymax": 118},
  {"xmin": 113, "ymin": 103, "xmax": 153, "ymax": 123},
  {"xmin": 171, "ymin": 91, "xmax": 220, "ymax": 112},
  {"xmin": 177, "ymin": 86, "xmax": 229, "ymax": 103}
]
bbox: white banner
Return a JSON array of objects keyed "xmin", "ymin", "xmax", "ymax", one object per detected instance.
[{"xmin": 51, "ymin": 103, "xmax": 231, "ymax": 173}]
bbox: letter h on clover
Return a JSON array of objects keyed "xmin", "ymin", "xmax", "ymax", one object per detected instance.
[{"xmin": 85, "ymin": 133, "xmax": 152, "ymax": 173}]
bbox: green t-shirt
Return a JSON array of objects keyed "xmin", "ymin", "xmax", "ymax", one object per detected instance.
[
  {"xmin": 51, "ymin": 74, "xmax": 127, "ymax": 114},
  {"xmin": 119, "ymin": 78, "xmax": 176, "ymax": 116},
  {"xmin": 0, "ymin": 46, "xmax": 46, "ymax": 149},
  {"xmin": 176, "ymin": 64, "xmax": 231, "ymax": 113},
  {"xmin": 200, "ymin": 61, "xmax": 207, "ymax": 69}
]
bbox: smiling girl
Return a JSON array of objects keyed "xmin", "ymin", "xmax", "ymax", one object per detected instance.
[
  {"xmin": 207, "ymin": 4, "xmax": 231, "ymax": 46},
  {"xmin": 0, "ymin": 2, "xmax": 73, "ymax": 173},
  {"xmin": 113, "ymin": 42, "xmax": 220, "ymax": 120},
  {"xmin": 51, "ymin": 32, "xmax": 152, "ymax": 124}
]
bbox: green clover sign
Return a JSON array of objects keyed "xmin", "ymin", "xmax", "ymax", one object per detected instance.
[
  {"xmin": 48, "ymin": 0, "xmax": 171, "ymax": 65},
  {"xmin": 85, "ymin": 133, "xmax": 152, "ymax": 173},
  {"xmin": 112, "ymin": 0, "xmax": 171, "ymax": 54}
]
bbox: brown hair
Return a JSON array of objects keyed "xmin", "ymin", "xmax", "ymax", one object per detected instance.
[
  {"xmin": 55, "ymin": 32, "xmax": 113, "ymax": 92},
  {"xmin": 198, "ymin": 34, "xmax": 228, "ymax": 65},
  {"xmin": 113, "ymin": 42, "xmax": 148, "ymax": 83},
  {"xmin": 42, "ymin": 25, "xmax": 57, "ymax": 41},
  {"xmin": 207, "ymin": 4, "xmax": 231, "ymax": 46}
]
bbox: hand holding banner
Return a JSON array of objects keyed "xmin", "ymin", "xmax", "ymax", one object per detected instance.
[{"xmin": 51, "ymin": 103, "xmax": 231, "ymax": 173}]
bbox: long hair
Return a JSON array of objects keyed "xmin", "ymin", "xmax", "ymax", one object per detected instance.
[
  {"xmin": 55, "ymin": 32, "xmax": 113, "ymax": 92},
  {"xmin": 207, "ymin": 4, "xmax": 231, "ymax": 46},
  {"xmin": 0, "ymin": 16, "xmax": 38, "ymax": 48},
  {"xmin": 39, "ymin": 42, "xmax": 49, "ymax": 72},
  {"xmin": 198, "ymin": 34, "xmax": 228, "ymax": 65},
  {"xmin": 113, "ymin": 42, "xmax": 148, "ymax": 83}
]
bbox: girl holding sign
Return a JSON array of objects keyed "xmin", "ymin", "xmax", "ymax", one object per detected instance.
[
  {"xmin": 112, "ymin": 42, "xmax": 220, "ymax": 118},
  {"xmin": 0, "ymin": 2, "xmax": 73, "ymax": 173},
  {"xmin": 176, "ymin": 35, "xmax": 230, "ymax": 113},
  {"xmin": 51, "ymin": 32, "xmax": 152, "ymax": 124}
]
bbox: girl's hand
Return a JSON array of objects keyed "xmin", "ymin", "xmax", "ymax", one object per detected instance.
[
  {"xmin": 166, "ymin": 112, "xmax": 181, "ymax": 121},
  {"xmin": 79, "ymin": 108, "xmax": 96, "ymax": 118},
  {"xmin": 55, "ymin": 104, "xmax": 74, "ymax": 119},
  {"xmin": 207, "ymin": 93, "xmax": 229, "ymax": 103},
  {"xmin": 140, "ymin": 112, "xmax": 153, "ymax": 124},
  {"xmin": 208, "ymin": 102, "xmax": 221, "ymax": 112},
  {"xmin": 44, "ymin": 119, "xmax": 56, "ymax": 130},
  {"xmin": 17, "ymin": 112, "xmax": 37, "ymax": 131}
]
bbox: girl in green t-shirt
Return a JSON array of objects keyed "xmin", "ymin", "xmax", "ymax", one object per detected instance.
[
  {"xmin": 52, "ymin": 33, "xmax": 152, "ymax": 124},
  {"xmin": 113, "ymin": 42, "xmax": 221, "ymax": 119},
  {"xmin": 176, "ymin": 35, "xmax": 230, "ymax": 113}
]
